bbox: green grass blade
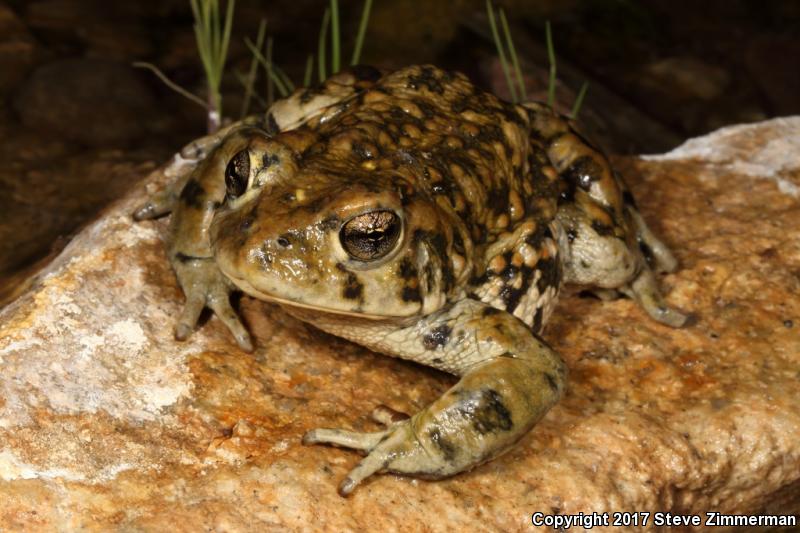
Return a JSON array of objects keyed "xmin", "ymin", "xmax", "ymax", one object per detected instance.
[
  {"xmin": 570, "ymin": 81, "xmax": 589, "ymax": 119},
  {"xmin": 245, "ymin": 36, "xmax": 289, "ymax": 97},
  {"xmin": 350, "ymin": 0, "xmax": 372, "ymax": 65},
  {"xmin": 330, "ymin": 0, "xmax": 340, "ymax": 73},
  {"xmin": 202, "ymin": 2, "xmax": 214, "ymax": 74},
  {"xmin": 190, "ymin": 0, "xmax": 236, "ymax": 131},
  {"xmin": 304, "ymin": 54, "xmax": 314, "ymax": 87},
  {"xmin": 266, "ymin": 35, "xmax": 274, "ymax": 105},
  {"xmin": 240, "ymin": 17, "xmax": 266, "ymax": 118},
  {"xmin": 189, "ymin": 0, "xmax": 200, "ymax": 23},
  {"xmin": 499, "ymin": 8, "xmax": 525, "ymax": 100},
  {"xmin": 219, "ymin": 0, "xmax": 235, "ymax": 76},
  {"xmin": 318, "ymin": 7, "xmax": 330, "ymax": 82},
  {"xmin": 210, "ymin": 2, "xmax": 219, "ymax": 74},
  {"xmin": 545, "ymin": 20, "xmax": 557, "ymax": 108},
  {"xmin": 486, "ymin": 0, "xmax": 517, "ymax": 102}
]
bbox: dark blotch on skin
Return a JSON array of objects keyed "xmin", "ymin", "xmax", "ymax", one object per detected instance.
[
  {"xmin": 524, "ymin": 222, "xmax": 549, "ymax": 248},
  {"xmin": 622, "ymin": 190, "xmax": 638, "ymax": 208},
  {"xmin": 450, "ymin": 95, "xmax": 471, "ymax": 114},
  {"xmin": 486, "ymin": 181, "xmax": 510, "ymax": 213},
  {"xmin": 639, "ymin": 240, "xmax": 655, "ymax": 265},
  {"xmin": 441, "ymin": 263, "xmax": 455, "ymax": 292},
  {"xmin": 452, "ymin": 230, "xmax": 466, "ymax": 255},
  {"xmin": 558, "ymin": 179, "xmax": 577, "ymax": 204},
  {"xmin": 351, "ymin": 142, "xmax": 374, "ymax": 161},
  {"xmin": 422, "ymin": 325, "xmax": 451, "ymax": 350},
  {"xmin": 536, "ymin": 256, "xmax": 561, "ymax": 294},
  {"xmin": 398, "ymin": 257, "xmax": 417, "ymax": 280},
  {"xmin": 262, "ymin": 153, "xmax": 280, "ymax": 169},
  {"xmin": 591, "ymin": 220, "xmax": 615, "ymax": 236},
  {"xmin": 179, "ymin": 178, "xmax": 205, "ymax": 209},
  {"xmin": 299, "ymin": 88, "xmax": 316, "ymax": 104},
  {"xmin": 464, "ymin": 389, "xmax": 513, "ymax": 435},
  {"xmin": 499, "ymin": 251, "xmax": 517, "ymax": 281},
  {"xmin": 342, "ymin": 271, "xmax": 364, "ymax": 300},
  {"xmin": 319, "ymin": 215, "xmax": 340, "ymax": 231},
  {"xmin": 413, "ymin": 98, "xmax": 437, "ymax": 119},
  {"xmin": 265, "ymin": 112, "xmax": 279, "ymax": 134},
  {"xmin": 428, "ymin": 428, "xmax": 457, "ymax": 462},
  {"xmin": 402, "ymin": 285, "xmax": 422, "ymax": 302},
  {"xmin": 544, "ymin": 373, "xmax": 559, "ymax": 394},
  {"xmin": 406, "ymin": 66, "xmax": 444, "ymax": 94},
  {"xmin": 483, "ymin": 307, "xmax": 501, "ymax": 316},
  {"xmin": 500, "ymin": 285, "xmax": 525, "ymax": 313},
  {"xmin": 532, "ymin": 307, "xmax": 544, "ymax": 333},
  {"xmin": 562, "ymin": 155, "xmax": 602, "ymax": 191},
  {"xmin": 567, "ymin": 228, "xmax": 577, "ymax": 243}
]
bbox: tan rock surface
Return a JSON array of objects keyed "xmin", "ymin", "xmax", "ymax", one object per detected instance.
[{"xmin": 0, "ymin": 118, "xmax": 798, "ymax": 532}]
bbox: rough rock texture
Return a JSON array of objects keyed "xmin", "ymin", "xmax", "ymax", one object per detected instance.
[{"xmin": 0, "ymin": 118, "xmax": 798, "ymax": 531}]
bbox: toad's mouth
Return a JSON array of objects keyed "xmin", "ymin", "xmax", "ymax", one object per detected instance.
[{"xmin": 222, "ymin": 270, "xmax": 398, "ymax": 321}]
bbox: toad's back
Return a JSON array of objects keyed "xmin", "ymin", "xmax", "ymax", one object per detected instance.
[{"xmin": 293, "ymin": 66, "xmax": 570, "ymax": 331}]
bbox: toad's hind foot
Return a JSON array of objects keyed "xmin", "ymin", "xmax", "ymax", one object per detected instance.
[
  {"xmin": 620, "ymin": 267, "xmax": 690, "ymax": 328},
  {"xmin": 304, "ymin": 420, "xmax": 435, "ymax": 497}
]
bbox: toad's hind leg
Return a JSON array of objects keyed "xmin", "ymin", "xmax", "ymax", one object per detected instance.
[
  {"xmin": 299, "ymin": 299, "xmax": 566, "ymax": 496},
  {"xmin": 525, "ymin": 102, "xmax": 688, "ymax": 328},
  {"xmin": 626, "ymin": 206, "xmax": 677, "ymax": 274}
]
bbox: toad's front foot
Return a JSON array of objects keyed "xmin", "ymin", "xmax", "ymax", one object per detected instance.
[{"xmin": 172, "ymin": 257, "xmax": 253, "ymax": 352}]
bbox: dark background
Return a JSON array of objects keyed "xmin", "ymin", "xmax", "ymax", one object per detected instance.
[{"xmin": 1, "ymin": 0, "xmax": 798, "ymax": 300}]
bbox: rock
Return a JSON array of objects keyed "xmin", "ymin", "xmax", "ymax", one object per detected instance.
[
  {"xmin": 1, "ymin": 118, "xmax": 799, "ymax": 530},
  {"xmin": 0, "ymin": 4, "xmax": 38, "ymax": 97},
  {"xmin": 641, "ymin": 57, "xmax": 730, "ymax": 101},
  {"xmin": 13, "ymin": 58, "xmax": 158, "ymax": 146},
  {"xmin": 634, "ymin": 56, "xmax": 735, "ymax": 133},
  {"xmin": 23, "ymin": 0, "xmax": 154, "ymax": 59}
]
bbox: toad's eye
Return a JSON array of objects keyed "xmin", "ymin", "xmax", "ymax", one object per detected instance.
[
  {"xmin": 225, "ymin": 149, "xmax": 250, "ymax": 199},
  {"xmin": 340, "ymin": 210, "xmax": 402, "ymax": 261}
]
